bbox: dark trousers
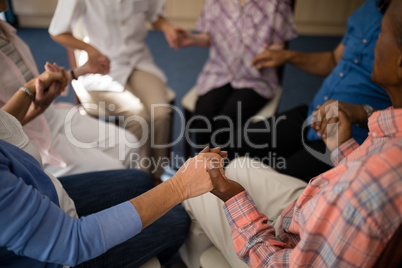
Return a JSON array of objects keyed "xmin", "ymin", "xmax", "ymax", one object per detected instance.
[
  {"xmin": 59, "ymin": 169, "xmax": 190, "ymax": 267},
  {"xmin": 229, "ymin": 105, "xmax": 333, "ymax": 182},
  {"xmin": 191, "ymin": 83, "xmax": 268, "ymax": 151}
]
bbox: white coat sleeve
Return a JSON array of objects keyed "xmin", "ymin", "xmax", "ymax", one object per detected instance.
[
  {"xmin": 49, "ymin": 0, "xmax": 85, "ymax": 36},
  {"xmin": 147, "ymin": 0, "xmax": 166, "ymax": 23}
]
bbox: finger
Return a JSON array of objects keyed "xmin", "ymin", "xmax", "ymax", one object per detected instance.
[
  {"xmin": 200, "ymin": 146, "xmax": 210, "ymax": 153},
  {"xmin": 35, "ymin": 79, "xmax": 44, "ymax": 101},
  {"xmin": 210, "ymin": 147, "xmax": 221, "ymax": 154},
  {"xmin": 219, "ymin": 150, "xmax": 228, "ymax": 159},
  {"xmin": 45, "ymin": 62, "xmax": 56, "ymax": 72},
  {"xmin": 311, "ymin": 109, "xmax": 322, "ymax": 130},
  {"xmin": 325, "ymin": 117, "xmax": 340, "ymax": 138},
  {"xmin": 207, "ymin": 165, "xmax": 226, "ymax": 182}
]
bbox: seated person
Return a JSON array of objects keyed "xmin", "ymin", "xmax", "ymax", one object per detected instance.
[
  {"xmin": 180, "ymin": 0, "xmax": 402, "ymax": 266},
  {"xmin": 49, "ymin": 0, "xmax": 181, "ymax": 183},
  {"xmin": 0, "ymin": 70, "xmax": 227, "ymax": 266},
  {"xmin": 177, "ymin": 0, "xmax": 296, "ymax": 151},
  {"xmin": 0, "ymin": 65, "xmax": 207, "ymax": 267},
  {"xmin": 0, "ymin": 2, "xmax": 139, "ymax": 178},
  {"xmin": 229, "ymin": 0, "xmax": 392, "ymax": 182}
]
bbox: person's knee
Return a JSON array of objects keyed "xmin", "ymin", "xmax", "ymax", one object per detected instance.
[
  {"xmin": 225, "ymin": 157, "xmax": 252, "ymax": 180},
  {"xmin": 164, "ymin": 205, "xmax": 191, "ymax": 238},
  {"xmin": 152, "ymin": 105, "xmax": 172, "ymax": 123}
]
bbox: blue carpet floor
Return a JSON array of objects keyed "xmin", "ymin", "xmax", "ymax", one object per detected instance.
[{"xmin": 16, "ymin": 27, "xmax": 341, "ymax": 159}]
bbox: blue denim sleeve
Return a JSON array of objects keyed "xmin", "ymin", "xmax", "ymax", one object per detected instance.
[{"xmin": 0, "ymin": 162, "xmax": 142, "ymax": 267}]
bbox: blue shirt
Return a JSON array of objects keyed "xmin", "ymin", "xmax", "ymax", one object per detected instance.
[
  {"xmin": 307, "ymin": 0, "xmax": 392, "ymax": 144},
  {"xmin": 0, "ymin": 140, "xmax": 142, "ymax": 268}
]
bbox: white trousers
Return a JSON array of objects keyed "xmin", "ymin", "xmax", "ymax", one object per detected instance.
[
  {"xmin": 44, "ymin": 106, "xmax": 139, "ymax": 177},
  {"xmin": 85, "ymin": 70, "xmax": 172, "ymax": 179},
  {"xmin": 180, "ymin": 157, "xmax": 308, "ymax": 268}
]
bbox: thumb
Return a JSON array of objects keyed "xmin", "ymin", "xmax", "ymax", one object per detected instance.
[
  {"xmin": 35, "ymin": 79, "xmax": 44, "ymax": 100},
  {"xmin": 207, "ymin": 161, "xmax": 226, "ymax": 181}
]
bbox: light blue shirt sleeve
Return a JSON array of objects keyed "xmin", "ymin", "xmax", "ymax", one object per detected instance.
[{"xmin": 0, "ymin": 162, "xmax": 142, "ymax": 267}]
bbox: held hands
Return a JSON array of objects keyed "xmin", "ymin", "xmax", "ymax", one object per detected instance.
[
  {"xmin": 23, "ymin": 63, "xmax": 68, "ymax": 124},
  {"xmin": 86, "ymin": 47, "xmax": 110, "ymax": 75},
  {"xmin": 174, "ymin": 29, "xmax": 197, "ymax": 48},
  {"xmin": 208, "ymin": 163, "xmax": 245, "ymax": 202},
  {"xmin": 170, "ymin": 147, "xmax": 228, "ymax": 201},
  {"xmin": 252, "ymin": 45, "xmax": 288, "ymax": 70},
  {"xmin": 311, "ymin": 100, "xmax": 356, "ymax": 151},
  {"xmin": 163, "ymin": 24, "xmax": 185, "ymax": 50}
]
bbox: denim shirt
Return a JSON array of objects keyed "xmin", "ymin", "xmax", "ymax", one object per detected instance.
[{"xmin": 307, "ymin": 0, "xmax": 392, "ymax": 144}]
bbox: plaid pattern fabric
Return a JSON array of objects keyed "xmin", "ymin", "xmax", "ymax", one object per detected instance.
[
  {"xmin": 196, "ymin": 0, "xmax": 297, "ymax": 99},
  {"xmin": 224, "ymin": 108, "xmax": 402, "ymax": 267}
]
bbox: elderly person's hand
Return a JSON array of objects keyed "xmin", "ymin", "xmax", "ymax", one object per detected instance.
[
  {"xmin": 169, "ymin": 147, "xmax": 227, "ymax": 201},
  {"xmin": 252, "ymin": 45, "xmax": 288, "ymax": 70},
  {"xmin": 24, "ymin": 64, "xmax": 67, "ymax": 94},
  {"xmin": 86, "ymin": 46, "xmax": 110, "ymax": 75},
  {"xmin": 207, "ymin": 162, "xmax": 245, "ymax": 202},
  {"xmin": 311, "ymin": 100, "xmax": 354, "ymax": 151},
  {"xmin": 22, "ymin": 68, "xmax": 67, "ymax": 124}
]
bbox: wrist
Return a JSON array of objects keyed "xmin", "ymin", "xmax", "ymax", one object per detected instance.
[
  {"xmin": 158, "ymin": 18, "xmax": 172, "ymax": 33},
  {"xmin": 166, "ymin": 175, "xmax": 187, "ymax": 203},
  {"xmin": 355, "ymin": 104, "xmax": 373, "ymax": 127},
  {"xmin": 285, "ymin": 50, "xmax": 297, "ymax": 63},
  {"xmin": 69, "ymin": 69, "xmax": 78, "ymax": 80},
  {"xmin": 19, "ymin": 85, "xmax": 35, "ymax": 102}
]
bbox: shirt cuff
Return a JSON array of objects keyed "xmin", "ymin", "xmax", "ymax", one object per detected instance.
[
  {"xmin": 331, "ymin": 138, "xmax": 359, "ymax": 165},
  {"xmin": 223, "ymin": 191, "xmax": 264, "ymax": 230},
  {"xmin": 93, "ymin": 201, "xmax": 142, "ymax": 250}
]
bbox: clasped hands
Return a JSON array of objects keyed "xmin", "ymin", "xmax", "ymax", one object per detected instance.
[
  {"xmin": 171, "ymin": 147, "xmax": 245, "ymax": 203},
  {"xmin": 311, "ymin": 100, "xmax": 368, "ymax": 151},
  {"xmin": 22, "ymin": 62, "xmax": 68, "ymax": 123}
]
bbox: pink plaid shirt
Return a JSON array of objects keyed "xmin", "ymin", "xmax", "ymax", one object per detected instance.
[
  {"xmin": 196, "ymin": 0, "xmax": 297, "ymax": 99},
  {"xmin": 224, "ymin": 108, "xmax": 402, "ymax": 267}
]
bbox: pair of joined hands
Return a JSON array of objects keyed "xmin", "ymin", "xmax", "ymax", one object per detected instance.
[
  {"xmin": 21, "ymin": 62, "xmax": 69, "ymax": 124},
  {"xmin": 171, "ymin": 147, "xmax": 245, "ymax": 203},
  {"xmin": 311, "ymin": 100, "xmax": 368, "ymax": 151}
]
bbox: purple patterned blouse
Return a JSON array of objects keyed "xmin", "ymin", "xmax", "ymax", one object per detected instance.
[{"xmin": 196, "ymin": 0, "xmax": 297, "ymax": 99}]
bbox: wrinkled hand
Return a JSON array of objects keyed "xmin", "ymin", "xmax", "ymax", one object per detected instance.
[
  {"xmin": 207, "ymin": 163, "xmax": 245, "ymax": 202},
  {"xmin": 44, "ymin": 62, "xmax": 69, "ymax": 88},
  {"xmin": 252, "ymin": 45, "xmax": 288, "ymax": 70},
  {"xmin": 311, "ymin": 100, "xmax": 353, "ymax": 151},
  {"xmin": 25, "ymin": 64, "xmax": 67, "ymax": 93},
  {"xmin": 175, "ymin": 29, "xmax": 196, "ymax": 48},
  {"xmin": 32, "ymin": 79, "xmax": 63, "ymax": 112},
  {"xmin": 86, "ymin": 47, "xmax": 110, "ymax": 75},
  {"xmin": 23, "ymin": 78, "xmax": 65, "ymax": 124},
  {"xmin": 171, "ymin": 147, "xmax": 227, "ymax": 201},
  {"xmin": 163, "ymin": 25, "xmax": 184, "ymax": 49}
]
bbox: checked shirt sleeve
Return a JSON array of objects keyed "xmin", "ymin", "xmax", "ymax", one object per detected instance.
[
  {"xmin": 224, "ymin": 191, "xmax": 294, "ymax": 267},
  {"xmin": 330, "ymin": 138, "xmax": 359, "ymax": 166}
]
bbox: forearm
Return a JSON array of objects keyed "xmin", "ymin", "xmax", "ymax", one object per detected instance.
[
  {"xmin": 50, "ymin": 33, "xmax": 94, "ymax": 53},
  {"xmin": 286, "ymin": 50, "xmax": 337, "ymax": 77},
  {"xmin": 189, "ymin": 32, "xmax": 211, "ymax": 48},
  {"xmin": 152, "ymin": 15, "xmax": 172, "ymax": 33},
  {"xmin": 130, "ymin": 177, "xmax": 184, "ymax": 229},
  {"xmin": 0, "ymin": 171, "xmax": 141, "ymax": 266},
  {"xmin": 1, "ymin": 83, "xmax": 35, "ymax": 123},
  {"xmin": 224, "ymin": 192, "xmax": 293, "ymax": 266}
]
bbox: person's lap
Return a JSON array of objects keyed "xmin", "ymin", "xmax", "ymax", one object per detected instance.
[
  {"xmin": 193, "ymin": 84, "xmax": 268, "ymax": 150},
  {"xmin": 180, "ymin": 157, "xmax": 307, "ymax": 268},
  {"xmin": 229, "ymin": 105, "xmax": 333, "ymax": 182},
  {"xmin": 59, "ymin": 169, "xmax": 190, "ymax": 267}
]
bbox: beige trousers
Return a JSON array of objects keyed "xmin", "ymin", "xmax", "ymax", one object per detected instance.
[
  {"xmin": 180, "ymin": 157, "xmax": 308, "ymax": 268},
  {"xmin": 86, "ymin": 70, "xmax": 172, "ymax": 178}
]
